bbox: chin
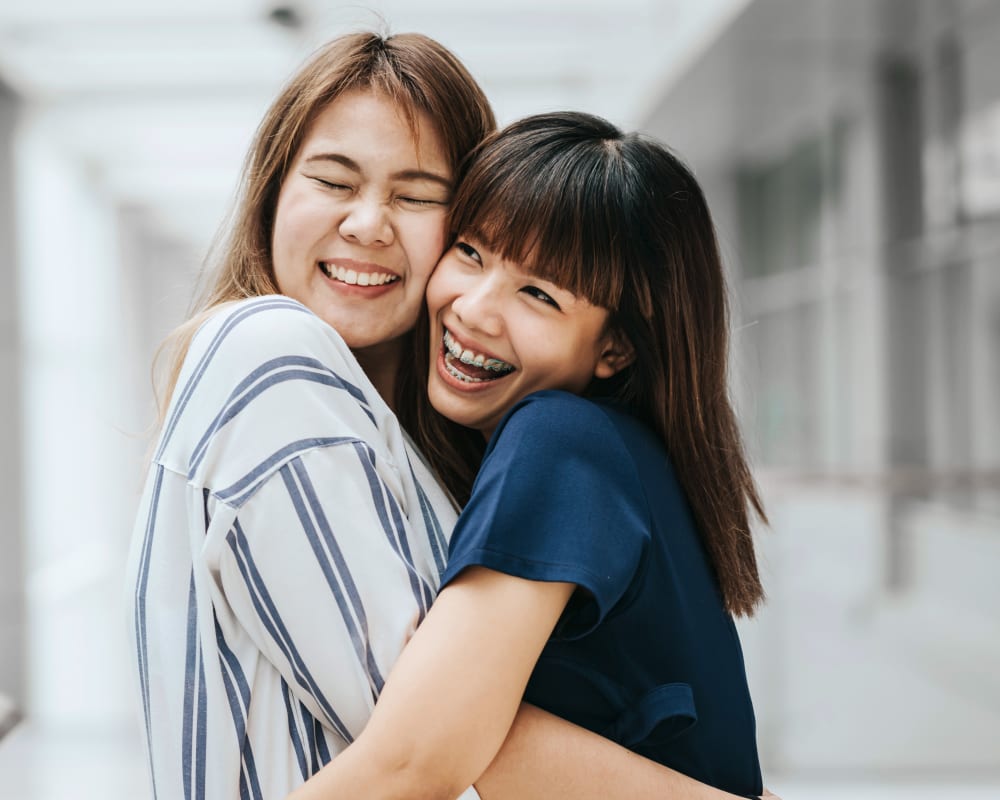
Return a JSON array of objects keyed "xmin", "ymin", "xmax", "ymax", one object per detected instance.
[
  {"xmin": 426, "ymin": 383, "xmax": 454, "ymax": 418},
  {"xmin": 428, "ymin": 388, "xmax": 473, "ymax": 430}
]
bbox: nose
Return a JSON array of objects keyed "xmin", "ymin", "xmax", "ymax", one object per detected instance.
[
  {"xmin": 338, "ymin": 195, "xmax": 393, "ymax": 247},
  {"xmin": 451, "ymin": 272, "xmax": 504, "ymax": 338}
]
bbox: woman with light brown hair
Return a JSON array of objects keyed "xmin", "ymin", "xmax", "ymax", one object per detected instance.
[{"xmin": 125, "ymin": 31, "xmax": 758, "ymax": 800}]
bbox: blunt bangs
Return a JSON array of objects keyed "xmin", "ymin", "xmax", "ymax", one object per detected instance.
[{"xmin": 449, "ymin": 115, "xmax": 646, "ymax": 311}]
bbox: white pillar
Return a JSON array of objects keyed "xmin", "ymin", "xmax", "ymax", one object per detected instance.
[
  {"xmin": 15, "ymin": 107, "xmax": 147, "ymax": 730},
  {"xmin": 0, "ymin": 81, "xmax": 26, "ymax": 728}
]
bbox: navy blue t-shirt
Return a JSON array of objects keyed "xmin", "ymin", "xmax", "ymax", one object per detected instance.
[{"xmin": 441, "ymin": 391, "xmax": 762, "ymax": 797}]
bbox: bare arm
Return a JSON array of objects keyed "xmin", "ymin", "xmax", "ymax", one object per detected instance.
[
  {"xmin": 287, "ymin": 567, "xmax": 759, "ymax": 800},
  {"xmin": 287, "ymin": 566, "xmax": 571, "ymax": 800},
  {"xmin": 476, "ymin": 702, "xmax": 756, "ymax": 800}
]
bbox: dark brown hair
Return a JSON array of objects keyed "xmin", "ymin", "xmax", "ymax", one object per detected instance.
[
  {"xmin": 425, "ymin": 112, "xmax": 766, "ymax": 615},
  {"xmin": 156, "ymin": 32, "xmax": 496, "ymax": 430}
]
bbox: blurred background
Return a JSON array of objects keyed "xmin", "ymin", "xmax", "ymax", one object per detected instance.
[{"xmin": 0, "ymin": 0, "xmax": 998, "ymax": 798}]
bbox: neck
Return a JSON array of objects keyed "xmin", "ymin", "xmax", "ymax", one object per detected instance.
[{"xmin": 353, "ymin": 337, "xmax": 404, "ymax": 411}]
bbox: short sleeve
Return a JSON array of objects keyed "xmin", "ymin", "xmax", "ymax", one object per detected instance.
[{"xmin": 441, "ymin": 391, "xmax": 650, "ymax": 639}]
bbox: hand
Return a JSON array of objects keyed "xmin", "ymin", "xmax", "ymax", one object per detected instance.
[{"xmin": 761, "ymin": 790, "xmax": 781, "ymax": 799}]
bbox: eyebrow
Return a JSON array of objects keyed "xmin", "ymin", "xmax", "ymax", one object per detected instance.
[{"xmin": 304, "ymin": 153, "xmax": 451, "ymax": 189}]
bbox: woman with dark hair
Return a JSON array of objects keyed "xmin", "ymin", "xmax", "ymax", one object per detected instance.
[
  {"xmin": 126, "ymin": 32, "xmax": 760, "ymax": 800},
  {"xmin": 291, "ymin": 112, "xmax": 768, "ymax": 799}
]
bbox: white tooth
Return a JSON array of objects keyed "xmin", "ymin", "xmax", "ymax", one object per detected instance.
[
  {"xmin": 446, "ymin": 360, "xmax": 485, "ymax": 383},
  {"xmin": 461, "ymin": 349, "xmax": 475, "ymax": 364},
  {"xmin": 345, "ymin": 270, "xmax": 358, "ymax": 285},
  {"xmin": 336, "ymin": 266, "xmax": 348, "ymax": 281},
  {"xmin": 357, "ymin": 273, "xmax": 370, "ymax": 286},
  {"xmin": 473, "ymin": 355, "xmax": 485, "ymax": 367},
  {"xmin": 372, "ymin": 274, "xmax": 385, "ymax": 286}
]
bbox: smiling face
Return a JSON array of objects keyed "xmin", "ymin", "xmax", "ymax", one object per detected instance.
[
  {"xmin": 272, "ymin": 89, "xmax": 452, "ymax": 365},
  {"xmin": 426, "ymin": 238, "xmax": 634, "ymax": 438}
]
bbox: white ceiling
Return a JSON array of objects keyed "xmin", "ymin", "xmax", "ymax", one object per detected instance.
[{"xmin": 0, "ymin": 0, "xmax": 750, "ymax": 248}]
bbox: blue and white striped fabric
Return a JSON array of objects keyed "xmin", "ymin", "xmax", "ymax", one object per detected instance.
[{"xmin": 125, "ymin": 296, "xmax": 476, "ymax": 799}]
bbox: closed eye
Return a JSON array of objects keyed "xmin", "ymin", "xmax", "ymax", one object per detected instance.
[
  {"xmin": 399, "ymin": 196, "xmax": 446, "ymax": 207},
  {"xmin": 310, "ymin": 176, "xmax": 351, "ymax": 191},
  {"xmin": 520, "ymin": 285, "xmax": 561, "ymax": 309}
]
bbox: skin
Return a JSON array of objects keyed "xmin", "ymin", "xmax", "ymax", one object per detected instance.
[
  {"xmin": 271, "ymin": 88, "xmax": 452, "ymax": 403},
  {"xmin": 288, "ymin": 569, "xmax": 764, "ymax": 800},
  {"xmin": 286, "ymin": 239, "xmax": 769, "ymax": 800}
]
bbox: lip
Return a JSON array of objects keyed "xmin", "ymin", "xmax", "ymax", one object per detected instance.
[
  {"xmin": 434, "ymin": 323, "xmax": 515, "ymax": 393},
  {"xmin": 319, "ymin": 258, "xmax": 401, "ymax": 296},
  {"xmin": 435, "ymin": 347, "xmax": 511, "ymax": 393}
]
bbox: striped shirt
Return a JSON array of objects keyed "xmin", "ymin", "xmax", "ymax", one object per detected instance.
[{"xmin": 125, "ymin": 296, "xmax": 476, "ymax": 799}]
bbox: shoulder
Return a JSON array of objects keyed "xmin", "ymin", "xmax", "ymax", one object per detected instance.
[
  {"xmin": 486, "ymin": 391, "xmax": 629, "ymax": 466},
  {"xmin": 491, "ymin": 390, "xmax": 618, "ymax": 445},
  {"xmin": 477, "ymin": 392, "xmax": 646, "ymax": 509},
  {"xmin": 191, "ymin": 295, "xmax": 353, "ymax": 367},
  {"xmin": 157, "ymin": 296, "xmax": 388, "ymax": 479},
  {"xmin": 177, "ymin": 295, "xmax": 375, "ymax": 408}
]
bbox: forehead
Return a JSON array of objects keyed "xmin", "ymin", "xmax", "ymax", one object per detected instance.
[{"xmin": 298, "ymin": 89, "xmax": 449, "ymax": 174}]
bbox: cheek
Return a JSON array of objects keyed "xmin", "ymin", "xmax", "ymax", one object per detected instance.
[
  {"xmin": 271, "ymin": 192, "xmax": 314, "ymax": 267},
  {"xmin": 275, "ymin": 180, "xmax": 335, "ymax": 238},
  {"xmin": 522, "ymin": 323, "xmax": 594, "ymax": 383},
  {"xmin": 424, "ymin": 264, "xmax": 452, "ymax": 317},
  {"xmin": 400, "ymin": 214, "xmax": 448, "ymax": 280},
  {"xmin": 270, "ymin": 204, "xmax": 295, "ymax": 289}
]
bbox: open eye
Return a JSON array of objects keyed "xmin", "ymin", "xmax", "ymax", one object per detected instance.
[
  {"xmin": 455, "ymin": 241, "xmax": 483, "ymax": 264},
  {"xmin": 520, "ymin": 285, "xmax": 561, "ymax": 310}
]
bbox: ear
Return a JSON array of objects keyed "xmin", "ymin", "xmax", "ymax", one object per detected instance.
[{"xmin": 593, "ymin": 328, "xmax": 635, "ymax": 380}]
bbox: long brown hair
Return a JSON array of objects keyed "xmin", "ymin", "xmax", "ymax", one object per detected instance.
[
  {"xmin": 155, "ymin": 31, "xmax": 496, "ymax": 447},
  {"xmin": 434, "ymin": 112, "xmax": 766, "ymax": 615}
]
